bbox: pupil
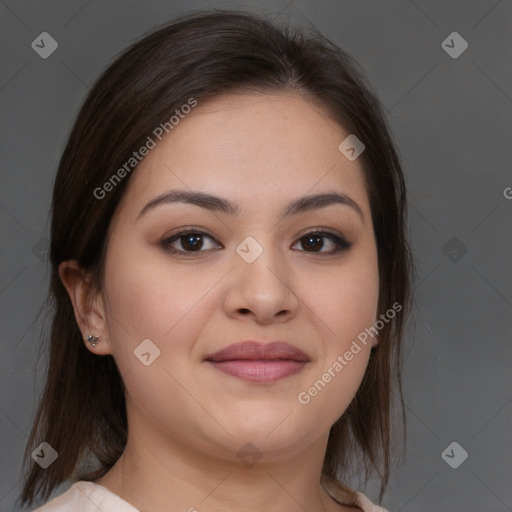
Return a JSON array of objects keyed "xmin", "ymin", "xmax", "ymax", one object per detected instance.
[
  {"xmin": 304, "ymin": 235, "xmax": 322, "ymax": 251},
  {"xmin": 183, "ymin": 234, "xmax": 202, "ymax": 250}
]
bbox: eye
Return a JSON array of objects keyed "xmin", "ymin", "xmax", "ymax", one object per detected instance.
[
  {"xmin": 160, "ymin": 227, "xmax": 351, "ymax": 256},
  {"xmin": 291, "ymin": 228, "xmax": 352, "ymax": 254},
  {"xmin": 160, "ymin": 228, "xmax": 221, "ymax": 255}
]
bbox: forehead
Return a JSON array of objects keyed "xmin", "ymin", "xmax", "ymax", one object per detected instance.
[{"xmin": 115, "ymin": 91, "xmax": 370, "ymax": 220}]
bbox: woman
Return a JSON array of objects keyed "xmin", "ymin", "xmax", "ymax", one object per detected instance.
[{"xmin": 19, "ymin": 10, "xmax": 413, "ymax": 512}]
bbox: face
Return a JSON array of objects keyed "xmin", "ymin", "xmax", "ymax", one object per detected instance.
[{"xmin": 80, "ymin": 92, "xmax": 379, "ymax": 462}]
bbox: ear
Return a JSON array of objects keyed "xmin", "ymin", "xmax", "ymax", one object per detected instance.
[
  {"xmin": 371, "ymin": 335, "xmax": 379, "ymax": 348},
  {"xmin": 58, "ymin": 259, "xmax": 113, "ymax": 356}
]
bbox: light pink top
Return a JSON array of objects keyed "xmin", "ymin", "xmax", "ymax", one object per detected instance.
[{"xmin": 32, "ymin": 476, "xmax": 389, "ymax": 512}]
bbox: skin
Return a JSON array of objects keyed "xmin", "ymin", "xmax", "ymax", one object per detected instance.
[{"xmin": 60, "ymin": 91, "xmax": 380, "ymax": 512}]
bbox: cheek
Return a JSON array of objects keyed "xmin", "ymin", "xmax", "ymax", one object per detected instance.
[
  {"xmin": 295, "ymin": 247, "xmax": 378, "ymax": 419},
  {"xmin": 103, "ymin": 260, "xmax": 171, "ymax": 340},
  {"xmin": 307, "ymin": 251, "xmax": 379, "ymax": 348},
  {"xmin": 100, "ymin": 249, "xmax": 216, "ymax": 413},
  {"xmin": 101, "ymin": 245, "xmax": 226, "ymax": 380},
  {"xmin": 296, "ymin": 348, "xmax": 371, "ymax": 430},
  {"xmin": 103, "ymin": 246, "xmax": 205, "ymax": 337}
]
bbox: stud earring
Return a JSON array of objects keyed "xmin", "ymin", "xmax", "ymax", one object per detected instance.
[{"xmin": 86, "ymin": 335, "xmax": 101, "ymax": 347}]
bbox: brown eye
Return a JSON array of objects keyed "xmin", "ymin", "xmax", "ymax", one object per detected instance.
[
  {"xmin": 293, "ymin": 229, "xmax": 352, "ymax": 254},
  {"xmin": 160, "ymin": 230, "xmax": 220, "ymax": 254},
  {"xmin": 177, "ymin": 233, "xmax": 204, "ymax": 251}
]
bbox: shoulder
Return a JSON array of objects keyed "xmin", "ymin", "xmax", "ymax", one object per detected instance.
[
  {"xmin": 31, "ymin": 481, "xmax": 139, "ymax": 512},
  {"xmin": 320, "ymin": 474, "xmax": 389, "ymax": 512}
]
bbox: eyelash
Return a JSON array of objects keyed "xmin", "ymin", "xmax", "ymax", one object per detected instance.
[{"xmin": 159, "ymin": 226, "xmax": 352, "ymax": 256}]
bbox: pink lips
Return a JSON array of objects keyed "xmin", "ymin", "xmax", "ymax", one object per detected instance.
[{"xmin": 205, "ymin": 341, "xmax": 309, "ymax": 383}]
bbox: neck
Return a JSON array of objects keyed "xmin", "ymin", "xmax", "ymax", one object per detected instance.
[{"xmin": 94, "ymin": 426, "xmax": 351, "ymax": 512}]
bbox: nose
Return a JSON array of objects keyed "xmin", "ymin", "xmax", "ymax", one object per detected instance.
[{"xmin": 222, "ymin": 240, "xmax": 300, "ymax": 325}]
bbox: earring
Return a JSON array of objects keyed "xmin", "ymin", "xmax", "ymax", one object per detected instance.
[{"xmin": 86, "ymin": 335, "xmax": 101, "ymax": 347}]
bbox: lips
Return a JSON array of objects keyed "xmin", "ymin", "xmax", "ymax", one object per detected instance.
[
  {"xmin": 205, "ymin": 341, "xmax": 309, "ymax": 362},
  {"xmin": 204, "ymin": 341, "xmax": 309, "ymax": 383}
]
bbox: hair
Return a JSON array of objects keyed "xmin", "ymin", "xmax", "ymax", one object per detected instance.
[{"xmin": 18, "ymin": 9, "xmax": 413, "ymax": 509}]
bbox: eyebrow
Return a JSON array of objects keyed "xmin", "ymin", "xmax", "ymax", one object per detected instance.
[{"xmin": 137, "ymin": 189, "xmax": 364, "ymax": 221}]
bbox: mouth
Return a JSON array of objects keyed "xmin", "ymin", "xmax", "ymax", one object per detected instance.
[{"xmin": 204, "ymin": 341, "xmax": 310, "ymax": 383}]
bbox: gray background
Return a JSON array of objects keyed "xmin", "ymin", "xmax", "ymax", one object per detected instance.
[{"xmin": 1, "ymin": 0, "xmax": 511, "ymax": 511}]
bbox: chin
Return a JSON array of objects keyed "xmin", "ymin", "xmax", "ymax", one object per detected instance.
[{"xmin": 219, "ymin": 415, "xmax": 314, "ymax": 453}]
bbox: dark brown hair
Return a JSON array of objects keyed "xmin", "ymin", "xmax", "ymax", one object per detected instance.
[{"xmin": 19, "ymin": 9, "xmax": 413, "ymax": 509}]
